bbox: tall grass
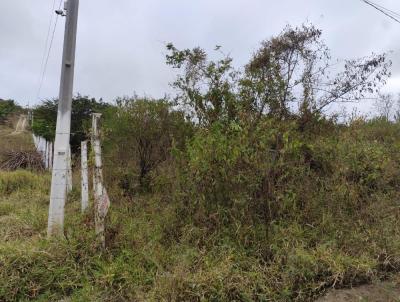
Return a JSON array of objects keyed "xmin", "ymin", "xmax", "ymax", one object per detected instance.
[
  {"xmin": 1, "ymin": 120, "xmax": 400, "ymax": 301},
  {"xmin": 0, "ymin": 170, "xmax": 49, "ymax": 195}
]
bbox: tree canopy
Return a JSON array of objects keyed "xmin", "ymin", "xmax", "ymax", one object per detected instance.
[
  {"xmin": 166, "ymin": 24, "xmax": 391, "ymax": 129},
  {"xmin": 32, "ymin": 95, "xmax": 110, "ymax": 153}
]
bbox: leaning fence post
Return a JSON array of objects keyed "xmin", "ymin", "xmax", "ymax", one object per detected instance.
[
  {"xmin": 81, "ymin": 141, "xmax": 89, "ymax": 212},
  {"xmin": 91, "ymin": 113, "xmax": 110, "ymax": 248}
]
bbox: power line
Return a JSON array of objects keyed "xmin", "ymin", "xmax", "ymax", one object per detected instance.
[
  {"xmin": 36, "ymin": 0, "xmax": 58, "ymax": 104},
  {"xmin": 362, "ymin": 0, "xmax": 400, "ymax": 22},
  {"xmin": 367, "ymin": 1, "xmax": 400, "ymax": 18},
  {"xmin": 36, "ymin": 0, "xmax": 64, "ymax": 103},
  {"xmin": 361, "ymin": 0, "xmax": 400, "ymax": 24},
  {"xmin": 37, "ymin": 0, "xmax": 57, "ymax": 92}
]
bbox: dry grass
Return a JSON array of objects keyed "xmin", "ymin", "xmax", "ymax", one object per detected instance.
[
  {"xmin": 0, "ymin": 169, "xmax": 400, "ymax": 301},
  {"xmin": 0, "ymin": 150, "xmax": 45, "ymax": 171},
  {"xmin": 0, "ymin": 125, "xmax": 34, "ymax": 162}
]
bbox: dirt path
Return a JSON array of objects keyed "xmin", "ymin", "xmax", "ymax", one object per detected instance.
[
  {"xmin": 317, "ymin": 281, "xmax": 400, "ymax": 302},
  {"xmin": 14, "ymin": 114, "xmax": 27, "ymax": 133}
]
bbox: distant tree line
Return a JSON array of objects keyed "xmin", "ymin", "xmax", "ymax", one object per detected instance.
[{"xmin": 31, "ymin": 95, "xmax": 110, "ymax": 153}]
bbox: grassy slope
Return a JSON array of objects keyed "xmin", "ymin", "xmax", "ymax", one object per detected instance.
[
  {"xmin": 1, "ymin": 122, "xmax": 400, "ymax": 301},
  {"xmin": 0, "ymin": 123, "xmax": 34, "ymax": 161}
]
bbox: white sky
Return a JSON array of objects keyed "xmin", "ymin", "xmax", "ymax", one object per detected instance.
[{"xmin": 0, "ymin": 0, "xmax": 399, "ymax": 114}]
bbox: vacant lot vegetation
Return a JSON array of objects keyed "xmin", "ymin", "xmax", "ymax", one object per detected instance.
[
  {"xmin": 1, "ymin": 24, "xmax": 400, "ymax": 301},
  {"xmin": 1, "ymin": 116, "xmax": 400, "ymax": 301}
]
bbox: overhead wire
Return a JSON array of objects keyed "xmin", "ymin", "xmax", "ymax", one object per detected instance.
[
  {"xmin": 361, "ymin": 0, "xmax": 400, "ymax": 24},
  {"xmin": 366, "ymin": 0, "xmax": 400, "ymax": 18},
  {"xmin": 36, "ymin": 0, "xmax": 64, "ymax": 103},
  {"xmin": 36, "ymin": 0, "xmax": 57, "ymax": 93}
]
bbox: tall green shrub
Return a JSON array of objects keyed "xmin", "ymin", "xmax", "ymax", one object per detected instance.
[{"xmin": 103, "ymin": 97, "xmax": 193, "ymax": 195}]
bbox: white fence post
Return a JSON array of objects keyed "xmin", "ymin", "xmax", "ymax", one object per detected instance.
[
  {"xmin": 32, "ymin": 134, "xmax": 52, "ymax": 169},
  {"xmin": 91, "ymin": 113, "xmax": 110, "ymax": 248},
  {"xmin": 49, "ymin": 142, "xmax": 53, "ymax": 171},
  {"xmin": 81, "ymin": 141, "xmax": 89, "ymax": 212},
  {"xmin": 45, "ymin": 141, "xmax": 49, "ymax": 170},
  {"xmin": 67, "ymin": 145, "xmax": 73, "ymax": 192}
]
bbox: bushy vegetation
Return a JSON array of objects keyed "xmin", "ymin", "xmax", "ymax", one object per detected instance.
[
  {"xmin": 0, "ymin": 99, "xmax": 22, "ymax": 125},
  {"xmin": 1, "ymin": 119, "xmax": 400, "ymax": 301},
  {"xmin": 1, "ymin": 24, "xmax": 400, "ymax": 301},
  {"xmin": 102, "ymin": 97, "xmax": 193, "ymax": 194}
]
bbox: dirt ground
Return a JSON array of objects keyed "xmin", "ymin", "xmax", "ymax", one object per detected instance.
[{"xmin": 317, "ymin": 281, "xmax": 400, "ymax": 302}]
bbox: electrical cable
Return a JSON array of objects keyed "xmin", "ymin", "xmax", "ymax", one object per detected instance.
[
  {"xmin": 36, "ymin": 0, "xmax": 64, "ymax": 102},
  {"xmin": 365, "ymin": 0, "xmax": 400, "ymax": 18},
  {"xmin": 37, "ymin": 0, "xmax": 57, "ymax": 91},
  {"xmin": 361, "ymin": 0, "xmax": 400, "ymax": 24}
]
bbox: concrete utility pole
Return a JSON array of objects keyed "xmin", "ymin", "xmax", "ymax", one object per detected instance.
[{"xmin": 47, "ymin": 0, "xmax": 80, "ymax": 237}]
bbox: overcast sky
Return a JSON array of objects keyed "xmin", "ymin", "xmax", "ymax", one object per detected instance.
[{"xmin": 0, "ymin": 0, "xmax": 399, "ymax": 112}]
